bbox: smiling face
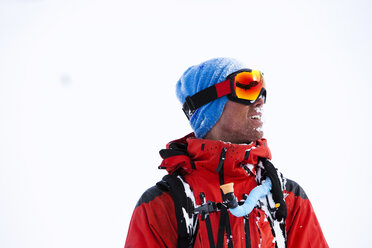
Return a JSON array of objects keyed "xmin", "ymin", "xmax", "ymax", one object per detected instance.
[{"xmin": 204, "ymin": 97, "xmax": 265, "ymax": 144}]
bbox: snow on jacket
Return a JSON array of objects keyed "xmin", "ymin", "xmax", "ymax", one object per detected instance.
[{"xmin": 125, "ymin": 134, "xmax": 328, "ymax": 248}]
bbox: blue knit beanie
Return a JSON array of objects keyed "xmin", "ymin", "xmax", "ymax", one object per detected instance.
[{"xmin": 176, "ymin": 58, "xmax": 246, "ymax": 138}]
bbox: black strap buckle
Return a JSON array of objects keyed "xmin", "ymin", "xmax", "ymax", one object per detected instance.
[
  {"xmin": 194, "ymin": 201, "xmax": 219, "ymax": 220},
  {"xmin": 182, "ymin": 96, "xmax": 196, "ymax": 120},
  {"xmin": 194, "ymin": 192, "xmax": 220, "ymax": 220}
]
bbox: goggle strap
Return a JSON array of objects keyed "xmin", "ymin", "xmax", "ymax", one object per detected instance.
[
  {"xmin": 182, "ymin": 79, "xmax": 231, "ymax": 120},
  {"xmin": 215, "ymin": 79, "xmax": 231, "ymax": 97}
]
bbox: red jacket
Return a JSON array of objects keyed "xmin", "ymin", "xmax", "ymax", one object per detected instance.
[{"xmin": 125, "ymin": 134, "xmax": 328, "ymax": 248}]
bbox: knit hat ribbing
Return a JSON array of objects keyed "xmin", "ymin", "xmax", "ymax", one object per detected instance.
[{"xmin": 176, "ymin": 58, "xmax": 246, "ymax": 138}]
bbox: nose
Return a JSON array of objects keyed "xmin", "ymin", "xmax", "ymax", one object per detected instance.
[{"xmin": 253, "ymin": 96, "xmax": 264, "ymax": 108}]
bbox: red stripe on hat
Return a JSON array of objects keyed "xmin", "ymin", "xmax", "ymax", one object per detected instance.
[{"xmin": 215, "ymin": 80, "xmax": 231, "ymax": 98}]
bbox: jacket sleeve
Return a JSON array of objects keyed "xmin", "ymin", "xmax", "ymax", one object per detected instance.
[
  {"xmin": 124, "ymin": 185, "xmax": 178, "ymax": 248},
  {"xmin": 284, "ymin": 179, "xmax": 329, "ymax": 248}
]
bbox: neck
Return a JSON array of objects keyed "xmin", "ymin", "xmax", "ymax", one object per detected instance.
[{"xmin": 203, "ymin": 132, "xmax": 254, "ymax": 145}]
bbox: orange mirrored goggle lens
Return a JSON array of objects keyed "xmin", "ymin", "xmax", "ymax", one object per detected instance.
[{"xmin": 233, "ymin": 70, "xmax": 265, "ymax": 101}]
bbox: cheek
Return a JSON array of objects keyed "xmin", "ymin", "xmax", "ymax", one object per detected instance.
[
  {"xmin": 225, "ymin": 118, "xmax": 248, "ymax": 134},
  {"xmin": 227, "ymin": 110, "xmax": 248, "ymax": 125}
]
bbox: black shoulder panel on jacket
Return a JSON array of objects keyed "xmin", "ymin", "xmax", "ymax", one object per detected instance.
[
  {"xmin": 285, "ymin": 179, "xmax": 308, "ymax": 200},
  {"xmin": 135, "ymin": 185, "xmax": 165, "ymax": 208}
]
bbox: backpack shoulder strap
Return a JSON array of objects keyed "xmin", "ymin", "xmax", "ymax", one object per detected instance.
[{"xmin": 156, "ymin": 174, "xmax": 197, "ymax": 248}]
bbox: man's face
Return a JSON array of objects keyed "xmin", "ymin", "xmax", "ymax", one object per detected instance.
[{"xmin": 204, "ymin": 97, "xmax": 265, "ymax": 144}]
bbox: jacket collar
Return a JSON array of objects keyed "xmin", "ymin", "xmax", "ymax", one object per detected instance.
[
  {"xmin": 160, "ymin": 133, "xmax": 272, "ymax": 177},
  {"xmin": 186, "ymin": 136, "xmax": 271, "ymax": 177}
]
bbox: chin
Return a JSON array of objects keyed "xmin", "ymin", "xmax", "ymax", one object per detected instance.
[
  {"xmin": 230, "ymin": 129, "xmax": 264, "ymax": 144},
  {"xmin": 250, "ymin": 130, "xmax": 264, "ymax": 142}
]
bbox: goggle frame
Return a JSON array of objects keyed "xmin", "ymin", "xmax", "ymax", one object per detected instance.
[{"xmin": 182, "ymin": 69, "xmax": 266, "ymax": 120}]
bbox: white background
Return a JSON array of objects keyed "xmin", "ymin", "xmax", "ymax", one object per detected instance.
[{"xmin": 0, "ymin": 0, "xmax": 371, "ymax": 247}]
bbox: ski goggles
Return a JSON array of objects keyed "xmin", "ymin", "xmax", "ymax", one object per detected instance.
[{"xmin": 183, "ymin": 69, "xmax": 266, "ymax": 120}]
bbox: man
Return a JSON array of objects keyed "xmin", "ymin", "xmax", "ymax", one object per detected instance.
[{"xmin": 125, "ymin": 58, "xmax": 328, "ymax": 248}]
